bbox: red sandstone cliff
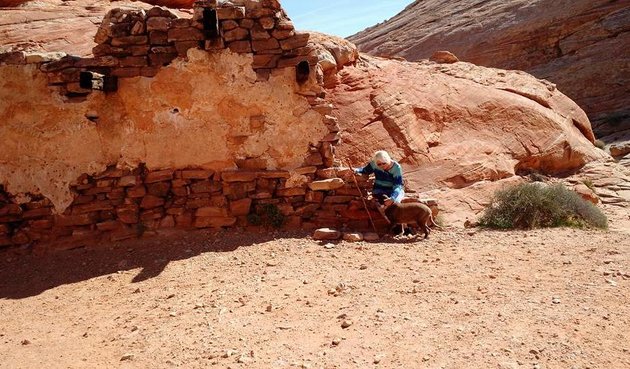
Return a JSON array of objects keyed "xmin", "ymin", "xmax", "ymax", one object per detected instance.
[{"xmin": 348, "ymin": 0, "xmax": 629, "ymax": 143}]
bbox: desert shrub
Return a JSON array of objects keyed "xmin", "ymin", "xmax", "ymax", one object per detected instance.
[
  {"xmin": 247, "ymin": 204, "xmax": 285, "ymax": 228},
  {"xmin": 594, "ymin": 139, "xmax": 606, "ymax": 150},
  {"xmin": 479, "ymin": 183, "xmax": 607, "ymax": 229},
  {"xmin": 246, "ymin": 213, "xmax": 262, "ymax": 226},
  {"xmin": 582, "ymin": 179, "xmax": 594, "ymax": 190}
]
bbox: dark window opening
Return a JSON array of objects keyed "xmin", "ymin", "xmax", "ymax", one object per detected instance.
[
  {"xmin": 202, "ymin": 8, "xmax": 219, "ymax": 39},
  {"xmin": 79, "ymin": 72, "xmax": 93, "ymax": 89},
  {"xmin": 296, "ymin": 61, "xmax": 310, "ymax": 84},
  {"xmin": 79, "ymin": 71, "xmax": 118, "ymax": 92}
]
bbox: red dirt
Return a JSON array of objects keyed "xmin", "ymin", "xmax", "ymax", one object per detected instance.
[{"xmin": 0, "ymin": 227, "xmax": 629, "ymax": 368}]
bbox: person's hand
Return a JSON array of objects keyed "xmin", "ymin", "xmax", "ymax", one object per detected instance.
[{"xmin": 384, "ymin": 198, "xmax": 394, "ymax": 207}]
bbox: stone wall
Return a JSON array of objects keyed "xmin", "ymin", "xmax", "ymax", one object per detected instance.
[
  {"xmin": 0, "ymin": 164, "xmax": 420, "ymax": 252},
  {"xmin": 1, "ymin": 0, "xmax": 315, "ymax": 93}
]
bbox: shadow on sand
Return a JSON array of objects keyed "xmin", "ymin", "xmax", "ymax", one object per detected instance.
[{"xmin": 0, "ymin": 229, "xmax": 311, "ymax": 300}]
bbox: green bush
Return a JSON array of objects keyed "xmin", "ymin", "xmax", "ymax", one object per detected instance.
[
  {"xmin": 479, "ymin": 183, "xmax": 607, "ymax": 229},
  {"xmin": 247, "ymin": 204, "xmax": 285, "ymax": 228}
]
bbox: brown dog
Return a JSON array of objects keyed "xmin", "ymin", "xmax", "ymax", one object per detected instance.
[{"xmin": 382, "ymin": 196, "xmax": 440, "ymax": 239}]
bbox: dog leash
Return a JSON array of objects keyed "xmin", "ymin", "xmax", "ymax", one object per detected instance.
[{"xmin": 344, "ymin": 160, "xmax": 379, "ymax": 234}]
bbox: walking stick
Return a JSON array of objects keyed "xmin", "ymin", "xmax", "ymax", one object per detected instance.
[{"xmin": 344, "ymin": 160, "xmax": 379, "ymax": 234}]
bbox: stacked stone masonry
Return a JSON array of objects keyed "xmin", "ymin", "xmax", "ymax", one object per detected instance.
[
  {"xmin": 1, "ymin": 0, "xmax": 315, "ymax": 95},
  {"xmin": 0, "ymin": 165, "xmax": 437, "ymax": 252}
]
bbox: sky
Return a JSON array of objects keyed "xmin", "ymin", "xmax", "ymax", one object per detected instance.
[{"xmin": 281, "ymin": 0, "xmax": 414, "ymax": 38}]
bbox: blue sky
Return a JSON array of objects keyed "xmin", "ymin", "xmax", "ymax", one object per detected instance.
[{"xmin": 281, "ymin": 0, "xmax": 414, "ymax": 38}]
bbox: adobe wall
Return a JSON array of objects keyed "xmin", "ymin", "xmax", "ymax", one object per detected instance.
[{"xmin": 0, "ymin": 1, "xmax": 412, "ymax": 252}]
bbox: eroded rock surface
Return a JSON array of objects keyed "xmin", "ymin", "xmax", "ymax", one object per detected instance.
[
  {"xmin": 349, "ymin": 0, "xmax": 630, "ymax": 141},
  {"xmin": 328, "ymin": 55, "xmax": 610, "ymax": 223}
]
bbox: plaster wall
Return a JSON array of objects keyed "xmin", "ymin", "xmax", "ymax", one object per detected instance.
[{"xmin": 0, "ymin": 49, "xmax": 326, "ymax": 212}]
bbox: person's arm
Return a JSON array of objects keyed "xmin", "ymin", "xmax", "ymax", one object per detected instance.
[
  {"xmin": 390, "ymin": 164, "xmax": 404, "ymax": 203},
  {"xmin": 354, "ymin": 162, "xmax": 374, "ymax": 176}
]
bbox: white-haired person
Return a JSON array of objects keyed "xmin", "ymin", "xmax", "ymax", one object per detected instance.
[{"xmin": 354, "ymin": 150, "xmax": 405, "ymax": 207}]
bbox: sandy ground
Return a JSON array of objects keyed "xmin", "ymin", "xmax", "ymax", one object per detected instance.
[{"xmin": 0, "ymin": 225, "xmax": 629, "ymax": 369}]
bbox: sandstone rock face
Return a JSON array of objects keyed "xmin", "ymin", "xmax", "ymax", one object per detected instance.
[
  {"xmin": 348, "ymin": 0, "xmax": 630, "ymax": 140},
  {"xmin": 328, "ymin": 56, "xmax": 608, "ymax": 221}
]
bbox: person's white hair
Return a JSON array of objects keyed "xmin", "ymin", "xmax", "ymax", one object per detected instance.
[{"xmin": 373, "ymin": 150, "xmax": 392, "ymax": 164}]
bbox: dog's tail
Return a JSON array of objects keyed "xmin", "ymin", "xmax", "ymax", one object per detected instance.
[{"xmin": 428, "ymin": 214, "xmax": 443, "ymax": 230}]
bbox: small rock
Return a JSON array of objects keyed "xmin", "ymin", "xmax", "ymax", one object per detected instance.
[
  {"xmin": 341, "ymin": 320, "xmax": 353, "ymax": 329},
  {"xmin": 120, "ymin": 353, "xmax": 134, "ymax": 361},
  {"xmin": 21, "ymin": 339, "xmax": 31, "ymax": 345},
  {"xmin": 332, "ymin": 338, "xmax": 341, "ymax": 346},
  {"xmin": 606, "ymin": 279, "xmax": 618, "ymax": 286},
  {"xmin": 573, "ymin": 184, "xmax": 599, "ymax": 204},
  {"xmin": 323, "ymin": 243, "xmax": 335, "ymax": 249},
  {"xmin": 237, "ymin": 355, "xmax": 251, "ymax": 363},
  {"xmin": 552, "ymin": 297, "xmax": 561, "ymax": 304},
  {"xmin": 359, "ymin": 264, "xmax": 368, "ymax": 270},
  {"xmin": 266, "ymin": 304, "xmax": 273, "ymax": 312},
  {"xmin": 343, "ymin": 232, "xmax": 363, "ymax": 242},
  {"xmin": 363, "ymin": 232, "xmax": 380, "ymax": 241},
  {"xmin": 169, "ymin": 312, "xmax": 177, "ymax": 317},
  {"xmin": 430, "ymin": 50, "xmax": 459, "ymax": 64},
  {"xmin": 313, "ymin": 228, "xmax": 341, "ymax": 241}
]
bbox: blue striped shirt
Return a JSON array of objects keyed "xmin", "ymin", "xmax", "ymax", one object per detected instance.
[{"xmin": 356, "ymin": 161, "xmax": 404, "ymax": 202}]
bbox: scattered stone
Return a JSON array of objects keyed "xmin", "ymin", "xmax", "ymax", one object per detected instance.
[
  {"xmin": 606, "ymin": 279, "xmax": 618, "ymax": 287},
  {"xmin": 552, "ymin": 297, "xmax": 561, "ymax": 304},
  {"xmin": 342, "ymin": 232, "xmax": 363, "ymax": 242},
  {"xmin": 332, "ymin": 338, "xmax": 341, "ymax": 346},
  {"xmin": 359, "ymin": 264, "xmax": 368, "ymax": 270},
  {"xmin": 430, "ymin": 50, "xmax": 459, "ymax": 64},
  {"xmin": 120, "ymin": 353, "xmax": 134, "ymax": 361},
  {"xmin": 363, "ymin": 233, "xmax": 380, "ymax": 241},
  {"xmin": 237, "ymin": 355, "xmax": 251, "ymax": 363},
  {"xmin": 573, "ymin": 184, "xmax": 599, "ymax": 204},
  {"xmin": 323, "ymin": 243, "xmax": 335, "ymax": 249},
  {"xmin": 340, "ymin": 320, "xmax": 353, "ymax": 329},
  {"xmin": 314, "ymin": 228, "xmax": 341, "ymax": 240},
  {"xmin": 21, "ymin": 339, "xmax": 31, "ymax": 345}
]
